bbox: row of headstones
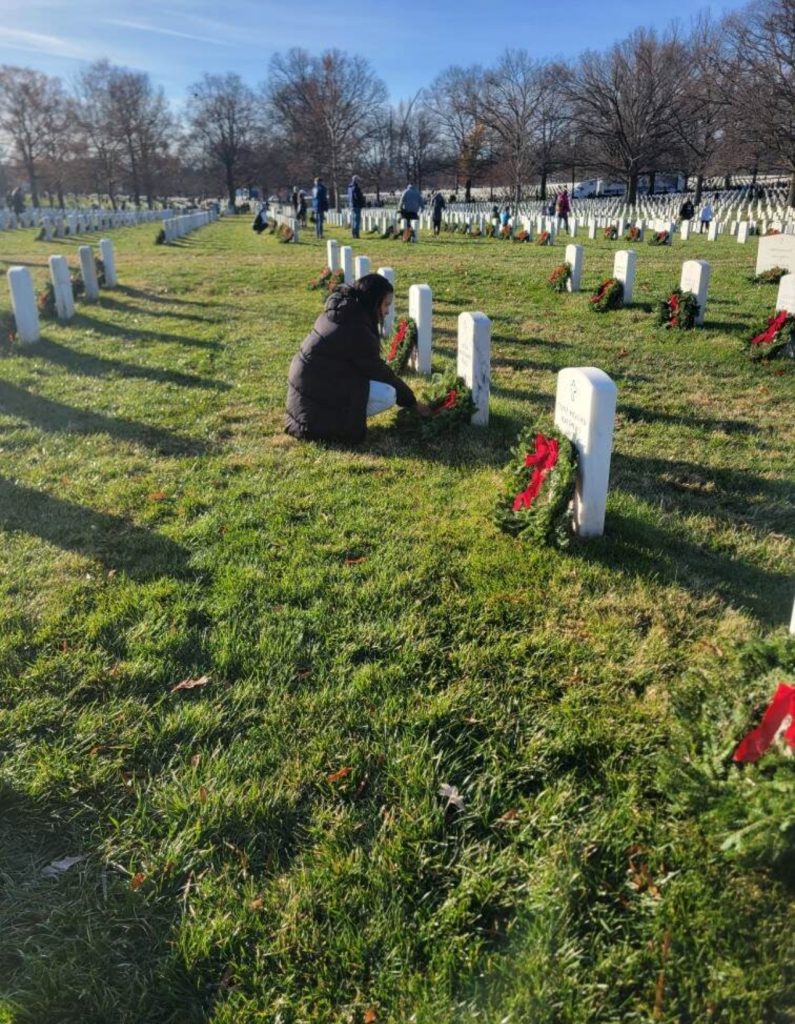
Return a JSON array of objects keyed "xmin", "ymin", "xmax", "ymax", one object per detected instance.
[
  {"xmin": 1, "ymin": 207, "xmax": 172, "ymax": 236},
  {"xmin": 5, "ymin": 240, "xmax": 118, "ymax": 344},
  {"xmin": 162, "ymin": 209, "xmax": 219, "ymax": 243}
]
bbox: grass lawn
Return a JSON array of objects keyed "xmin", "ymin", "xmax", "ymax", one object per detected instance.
[{"xmin": 0, "ymin": 216, "xmax": 793, "ymax": 1023}]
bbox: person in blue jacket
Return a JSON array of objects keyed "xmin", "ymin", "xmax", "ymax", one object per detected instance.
[
  {"xmin": 348, "ymin": 175, "xmax": 365, "ymax": 238},
  {"xmin": 312, "ymin": 177, "xmax": 329, "ymax": 238}
]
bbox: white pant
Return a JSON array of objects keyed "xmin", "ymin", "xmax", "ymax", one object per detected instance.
[{"xmin": 366, "ymin": 380, "xmax": 396, "ymax": 418}]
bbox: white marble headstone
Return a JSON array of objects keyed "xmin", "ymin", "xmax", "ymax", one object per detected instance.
[
  {"xmin": 354, "ymin": 255, "xmax": 370, "ymax": 280},
  {"xmin": 327, "ymin": 239, "xmax": 340, "ymax": 272},
  {"xmin": 78, "ymin": 245, "xmax": 100, "ymax": 300},
  {"xmin": 613, "ymin": 250, "xmax": 636, "ymax": 305},
  {"xmin": 737, "ymin": 222, "xmax": 749, "ymax": 244},
  {"xmin": 680, "ymin": 220, "xmax": 691, "ymax": 241},
  {"xmin": 99, "ymin": 239, "xmax": 117, "ymax": 287},
  {"xmin": 775, "ymin": 273, "xmax": 795, "ymax": 313},
  {"xmin": 48, "ymin": 255, "xmax": 75, "ymax": 320},
  {"xmin": 679, "ymin": 259, "xmax": 711, "ymax": 325},
  {"xmin": 408, "ymin": 284, "xmax": 432, "ymax": 375},
  {"xmin": 377, "ymin": 266, "xmax": 395, "ymax": 338},
  {"xmin": 457, "ymin": 312, "xmax": 490, "ymax": 426},
  {"xmin": 7, "ymin": 266, "xmax": 40, "ymax": 344},
  {"xmin": 756, "ymin": 234, "xmax": 795, "ymax": 276},
  {"xmin": 554, "ymin": 367, "xmax": 617, "ymax": 538},
  {"xmin": 565, "ymin": 244, "xmax": 584, "ymax": 292},
  {"xmin": 340, "ymin": 246, "xmax": 353, "ymax": 284}
]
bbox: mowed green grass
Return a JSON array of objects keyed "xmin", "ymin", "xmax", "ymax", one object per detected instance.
[{"xmin": 0, "ymin": 216, "xmax": 793, "ymax": 1024}]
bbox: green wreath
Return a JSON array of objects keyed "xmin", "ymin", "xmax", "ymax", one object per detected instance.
[
  {"xmin": 308, "ymin": 267, "xmax": 333, "ymax": 291},
  {"xmin": 37, "ymin": 282, "xmax": 57, "ymax": 319},
  {"xmin": 385, "ymin": 317, "xmax": 418, "ymax": 373},
  {"xmin": 494, "ymin": 426, "xmax": 577, "ymax": 549},
  {"xmin": 749, "ymin": 310, "xmax": 795, "ymax": 361},
  {"xmin": 657, "ymin": 288, "xmax": 699, "ymax": 329},
  {"xmin": 648, "ymin": 230, "xmax": 670, "ymax": 246},
  {"xmin": 590, "ymin": 278, "xmax": 624, "ymax": 312},
  {"xmin": 398, "ymin": 374, "xmax": 475, "ymax": 438},
  {"xmin": 754, "ymin": 266, "xmax": 787, "ymax": 286},
  {"xmin": 603, "ymin": 225, "xmax": 618, "ymax": 240},
  {"xmin": 548, "ymin": 263, "xmax": 571, "ymax": 292}
]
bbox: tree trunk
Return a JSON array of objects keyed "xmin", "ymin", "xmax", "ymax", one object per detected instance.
[
  {"xmin": 682, "ymin": 172, "xmax": 689, "ymax": 192},
  {"xmin": 724, "ymin": 174, "xmax": 731, "ymax": 190},
  {"xmin": 540, "ymin": 168, "xmax": 548, "ymax": 201},
  {"xmin": 128, "ymin": 141, "xmax": 141, "ymax": 207},
  {"xmin": 787, "ymin": 171, "xmax": 795, "ymax": 209},
  {"xmin": 694, "ymin": 174, "xmax": 704, "ymax": 205},
  {"xmin": 627, "ymin": 170, "xmax": 638, "ymax": 205},
  {"xmin": 226, "ymin": 163, "xmax": 236, "ymax": 208},
  {"xmin": 751, "ymin": 161, "xmax": 758, "ymax": 187},
  {"xmin": 57, "ymin": 185, "xmax": 65, "ymax": 208},
  {"xmin": 648, "ymin": 171, "xmax": 656, "ymax": 195}
]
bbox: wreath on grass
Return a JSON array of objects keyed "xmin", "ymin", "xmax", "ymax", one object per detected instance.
[
  {"xmin": 485, "ymin": 224, "xmax": 496, "ymax": 238},
  {"xmin": 648, "ymin": 230, "xmax": 670, "ymax": 246},
  {"xmin": 749, "ymin": 309, "xmax": 795, "ymax": 361},
  {"xmin": 155, "ymin": 228, "xmax": 166, "ymax": 245},
  {"xmin": 402, "ymin": 228, "xmax": 414, "ymax": 242},
  {"xmin": 308, "ymin": 267, "xmax": 333, "ymax": 291},
  {"xmin": 590, "ymin": 278, "xmax": 624, "ymax": 312},
  {"xmin": 1, "ymin": 311, "xmax": 17, "ymax": 356},
  {"xmin": 500, "ymin": 225, "xmax": 512, "ymax": 239},
  {"xmin": 70, "ymin": 272, "xmax": 85, "ymax": 299},
  {"xmin": 494, "ymin": 427, "xmax": 577, "ymax": 549},
  {"xmin": 471, "ymin": 226, "xmax": 482, "ymax": 237},
  {"xmin": 385, "ymin": 317, "xmax": 418, "ymax": 373},
  {"xmin": 603, "ymin": 225, "xmax": 618, "ymax": 240},
  {"xmin": 754, "ymin": 266, "xmax": 787, "ymax": 285},
  {"xmin": 35, "ymin": 226, "xmax": 45, "ymax": 242},
  {"xmin": 513, "ymin": 230, "xmax": 530, "ymax": 242},
  {"xmin": 95, "ymin": 258, "xmax": 106, "ymax": 288},
  {"xmin": 37, "ymin": 281, "xmax": 57, "ymax": 318},
  {"xmin": 765, "ymin": 228, "xmax": 781, "ymax": 236},
  {"xmin": 657, "ymin": 288, "xmax": 699, "ymax": 329},
  {"xmin": 624, "ymin": 226, "xmax": 641, "ymax": 242},
  {"xmin": 537, "ymin": 230, "xmax": 551, "ymax": 246},
  {"xmin": 411, "ymin": 374, "xmax": 476, "ymax": 437},
  {"xmin": 278, "ymin": 224, "xmax": 294, "ymax": 243},
  {"xmin": 548, "ymin": 263, "xmax": 572, "ymax": 292}
]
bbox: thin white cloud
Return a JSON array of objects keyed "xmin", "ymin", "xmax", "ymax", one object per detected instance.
[
  {"xmin": 0, "ymin": 27, "xmax": 93, "ymax": 60},
  {"xmin": 102, "ymin": 18, "xmax": 233, "ymax": 46}
]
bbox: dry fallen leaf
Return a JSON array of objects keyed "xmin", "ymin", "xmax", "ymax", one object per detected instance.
[
  {"xmin": 364, "ymin": 1009, "xmax": 378, "ymax": 1024},
  {"xmin": 41, "ymin": 855, "xmax": 84, "ymax": 879},
  {"xmin": 171, "ymin": 674, "xmax": 210, "ymax": 693},
  {"xmin": 439, "ymin": 783, "xmax": 465, "ymax": 811},
  {"xmin": 131, "ymin": 871, "xmax": 146, "ymax": 891},
  {"xmin": 191, "ymin": 753, "xmax": 201, "ymax": 768},
  {"xmin": 496, "ymin": 809, "xmax": 519, "ymax": 825},
  {"xmin": 327, "ymin": 766, "xmax": 352, "ymax": 783},
  {"xmin": 198, "ymin": 785, "xmax": 208, "ymax": 804},
  {"xmin": 249, "ymin": 897, "xmax": 264, "ymax": 910},
  {"xmin": 344, "ymin": 556, "xmax": 367, "ymax": 565},
  {"xmin": 147, "ymin": 490, "xmax": 168, "ymax": 501}
]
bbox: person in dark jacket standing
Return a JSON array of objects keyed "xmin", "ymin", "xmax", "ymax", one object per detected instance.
[
  {"xmin": 430, "ymin": 191, "xmax": 446, "ymax": 235},
  {"xmin": 312, "ymin": 177, "xmax": 329, "ymax": 238},
  {"xmin": 348, "ymin": 175, "xmax": 365, "ymax": 238},
  {"xmin": 285, "ymin": 274, "xmax": 429, "ymax": 444},
  {"xmin": 679, "ymin": 198, "xmax": 694, "ymax": 222}
]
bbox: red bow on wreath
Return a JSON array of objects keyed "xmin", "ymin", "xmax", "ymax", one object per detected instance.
[
  {"xmin": 751, "ymin": 309, "xmax": 789, "ymax": 346},
  {"xmin": 733, "ymin": 683, "xmax": 795, "ymax": 763},
  {"xmin": 668, "ymin": 292, "xmax": 680, "ymax": 327},
  {"xmin": 434, "ymin": 389, "xmax": 458, "ymax": 414},
  {"xmin": 512, "ymin": 433, "xmax": 560, "ymax": 510},
  {"xmin": 388, "ymin": 320, "xmax": 408, "ymax": 361}
]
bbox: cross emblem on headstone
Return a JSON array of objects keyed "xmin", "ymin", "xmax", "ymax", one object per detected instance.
[{"xmin": 570, "ymin": 379, "xmax": 578, "ymax": 405}]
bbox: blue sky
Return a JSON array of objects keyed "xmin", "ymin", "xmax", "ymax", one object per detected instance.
[{"xmin": 0, "ymin": 0, "xmax": 748, "ymax": 107}]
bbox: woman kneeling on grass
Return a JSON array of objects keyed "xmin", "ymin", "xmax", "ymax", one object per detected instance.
[{"xmin": 285, "ymin": 273, "xmax": 431, "ymax": 443}]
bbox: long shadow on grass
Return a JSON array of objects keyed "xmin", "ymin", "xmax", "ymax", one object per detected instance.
[
  {"xmin": 116, "ymin": 285, "xmax": 234, "ymax": 311},
  {"xmin": 71, "ymin": 311, "xmax": 224, "ymax": 352},
  {"xmin": 578, "ymin": 506, "xmax": 790, "ymax": 625},
  {"xmin": 0, "ymin": 476, "xmax": 193, "ymax": 579},
  {"xmin": 621, "ymin": 403, "xmax": 761, "ymax": 435},
  {"xmin": 24, "ymin": 339, "xmax": 229, "ymax": 392},
  {"xmin": 0, "ymin": 380, "xmax": 209, "ymax": 455},
  {"xmin": 363, "ymin": 411, "xmax": 519, "ymax": 467},
  {"xmin": 97, "ymin": 296, "xmax": 228, "ymax": 324},
  {"xmin": 0, "ymin": 783, "xmax": 209, "ymax": 1024}
]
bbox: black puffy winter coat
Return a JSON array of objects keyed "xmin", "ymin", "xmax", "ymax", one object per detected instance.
[{"xmin": 285, "ymin": 287, "xmax": 417, "ymax": 443}]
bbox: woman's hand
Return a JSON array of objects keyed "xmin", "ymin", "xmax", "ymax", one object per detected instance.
[{"xmin": 415, "ymin": 401, "xmax": 433, "ymax": 418}]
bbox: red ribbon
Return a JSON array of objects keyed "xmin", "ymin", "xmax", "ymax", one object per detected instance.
[
  {"xmin": 591, "ymin": 279, "xmax": 613, "ymax": 305},
  {"xmin": 751, "ymin": 309, "xmax": 789, "ymax": 346},
  {"xmin": 733, "ymin": 683, "xmax": 795, "ymax": 763},
  {"xmin": 512, "ymin": 433, "xmax": 560, "ymax": 511},
  {"xmin": 432, "ymin": 389, "xmax": 458, "ymax": 415},
  {"xmin": 668, "ymin": 291, "xmax": 680, "ymax": 327},
  {"xmin": 388, "ymin": 319, "xmax": 408, "ymax": 361}
]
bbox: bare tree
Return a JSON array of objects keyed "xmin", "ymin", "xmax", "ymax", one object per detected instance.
[
  {"xmin": 107, "ymin": 69, "xmax": 172, "ymax": 207},
  {"xmin": 267, "ymin": 49, "xmax": 387, "ymax": 208},
  {"xmin": 187, "ymin": 73, "xmax": 259, "ymax": 208},
  {"xmin": 0, "ymin": 66, "xmax": 69, "ymax": 206},
  {"xmin": 724, "ymin": 0, "xmax": 795, "ymax": 206},
  {"xmin": 424, "ymin": 66, "xmax": 487, "ymax": 188},
  {"xmin": 479, "ymin": 51, "xmax": 543, "ymax": 205},
  {"xmin": 74, "ymin": 61, "xmax": 125, "ymax": 207},
  {"xmin": 567, "ymin": 29, "xmax": 690, "ymax": 204}
]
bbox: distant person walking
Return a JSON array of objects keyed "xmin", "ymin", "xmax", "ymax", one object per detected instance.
[
  {"xmin": 312, "ymin": 177, "xmax": 329, "ymax": 239},
  {"xmin": 348, "ymin": 175, "xmax": 365, "ymax": 238},
  {"xmin": 398, "ymin": 183, "xmax": 424, "ymax": 241},
  {"xmin": 699, "ymin": 199, "xmax": 713, "ymax": 234},
  {"xmin": 430, "ymin": 191, "xmax": 446, "ymax": 235},
  {"xmin": 679, "ymin": 198, "xmax": 694, "ymax": 222},
  {"xmin": 11, "ymin": 186, "xmax": 24, "ymax": 216},
  {"xmin": 297, "ymin": 190, "xmax": 307, "ymax": 227},
  {"xmin": 556, "ymin": 188, "xmax": 571, "ymax": 233}
]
